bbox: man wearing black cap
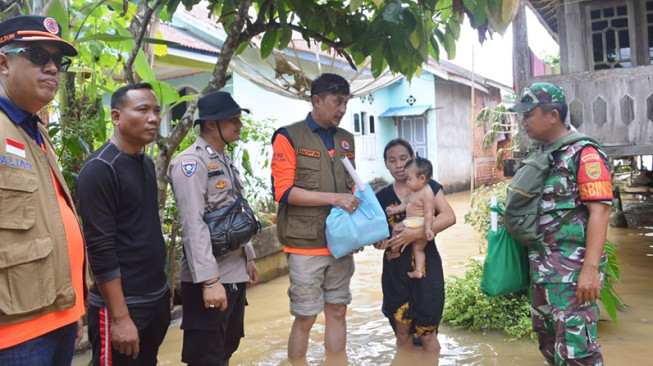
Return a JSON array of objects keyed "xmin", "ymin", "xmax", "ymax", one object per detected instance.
[
  {"xmin": 0, "ymin": 15, "xmax": 87, "ymax": 365},
  {"xmin": 168, "ymin": 91, "xmax": 258, "ymax": 365},
  {"xmin": 271, "ymin": 73, "xmax": 361, "ymax": 359},
  {"xmin": 77, "ymin": 83, "xmax": 171, "ymax": 365}
]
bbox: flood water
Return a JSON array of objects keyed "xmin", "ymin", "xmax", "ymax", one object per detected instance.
[{"xmin": 73, "ymin": 191, "xmax": 653, "ymax": 365}]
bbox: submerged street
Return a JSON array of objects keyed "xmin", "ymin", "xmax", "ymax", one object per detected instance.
[{"xmin": 73, "ymin": 191, "xmax": 653, "ymax": 365}]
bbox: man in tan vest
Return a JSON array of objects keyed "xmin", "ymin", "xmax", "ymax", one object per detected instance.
[
  {"xmin": 0, "ymin": 15, "xmax": 87, "ymax": 365},
  {"xmin": 271, "ymin": 73, "xmax": 362, "ymax": 359}
]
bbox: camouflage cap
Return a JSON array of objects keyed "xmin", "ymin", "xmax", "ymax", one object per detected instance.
[{"xmin": 511, "ymin": 82, "xmax": 565, "ymax": 113}]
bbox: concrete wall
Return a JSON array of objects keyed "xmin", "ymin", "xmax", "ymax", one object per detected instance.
[
  {"xmin": 434, "ymin": 78, "xmax": 507, "ymax": 192},
  {"xmin": 434, "ymin": 78, "xmax": 473, "ymax": 191},
  {"xmin": 531, "ymin": 68, "xmax": 653, "ymax": 156},
  {"xmin": 251, "ymin": 226, "xmax": 288, "ymax": 284}
]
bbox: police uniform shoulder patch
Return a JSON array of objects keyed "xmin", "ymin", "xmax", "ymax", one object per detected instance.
[
  {"xmin": 181, "ymin": 159, "xmax": 197, "ymax": 177},
  {"xmin": 341, "ymin": 140, "xmax": 350, "ymax": 150},
  {"xmin": 205, "ymin": 146, "xmax": 217, "ymax": 156}
]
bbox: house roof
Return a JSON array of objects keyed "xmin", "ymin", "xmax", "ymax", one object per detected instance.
[
  {"xmin": 379, "ymin": 105, "xmax": 431, "ymax": 118},
  {"xmin": 158, "ymin": 23, "xmax": 218, "ymax": 53},
  {"xmin": 527, "ymin": 0, "xmax": 559, "ymax": 42},
  {"xmin": 426, "ymin": 58, "xmax": 513, "ymax": 95}
]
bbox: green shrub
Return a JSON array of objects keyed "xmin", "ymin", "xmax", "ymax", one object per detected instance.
[{"xmin": 442, "ymin": 260, "xmax": 534, "ymax": 340}]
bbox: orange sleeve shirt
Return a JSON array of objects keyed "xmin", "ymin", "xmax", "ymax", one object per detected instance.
[
  {"xmin": 0, "ymin": 147, "xmax": 85, "ymax": 350},
  {"xmin": 271, "ymin": 132, "xmax": 297, "ymax": 203},
  {"xmin": 271, "ymin": 130, "xmax": 333, "ymax": 256},
  {"xmin": 577, "ymin": 145, "xmax": 613, "ymax": 202}
]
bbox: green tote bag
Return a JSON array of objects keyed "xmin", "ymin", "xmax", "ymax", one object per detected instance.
[{"xmin": 481, "ymin": 226, "xmax": 530, "ymax": 297}]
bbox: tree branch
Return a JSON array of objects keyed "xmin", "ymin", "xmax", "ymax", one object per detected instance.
[
  {"xmin": 73, "ymin": 0, "xmax": 111, "ymax": 41},
  {"xmin": 236, "ymin": 20, "xmax": 358, "ymax": 71},
  {"xmin": 252, "ymin": 0, "xmax": 274, "ymax": 31},
  {"xmin": 124, "ymin": 0, "xmax": 162, "ymax": 84}
]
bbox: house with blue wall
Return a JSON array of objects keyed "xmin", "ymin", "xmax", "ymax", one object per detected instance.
[{"xmin": 152, "ymin": 5, "xmax": 511, "ymax": 192}]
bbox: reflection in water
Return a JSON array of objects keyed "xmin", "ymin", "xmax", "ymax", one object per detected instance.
[{"xmin": 73, "ymin": 192, "xmax": 653, "ymax": 365}]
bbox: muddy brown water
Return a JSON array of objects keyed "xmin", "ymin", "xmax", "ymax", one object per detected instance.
[{"xmin": 73, "ymin": 191, "xmax": 653, "ymax": 365}]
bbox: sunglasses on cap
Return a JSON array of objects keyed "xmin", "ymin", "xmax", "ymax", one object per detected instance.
[
  {"xmin": 312, "ymin": 82, "xmax": 350, "ymax": 96},
  {"xmin": 2, "ymin": 46, "xmax": 72, "ymax": 72}
]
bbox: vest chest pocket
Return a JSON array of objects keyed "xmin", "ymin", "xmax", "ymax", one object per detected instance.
[
  {"xmin": 295, "ymin": 155, "xmax": 320, "ymax": 190},
  {"xmin": 286, "ymin": 213, "xmax": 318, "ymax": 240},
  {"xmin": 0, "ymin": 236, "xmax": 56, "ymax": 319},
  {"xmin": 0, "ymin": 168, "xmax": 37, "ymax": 230}
]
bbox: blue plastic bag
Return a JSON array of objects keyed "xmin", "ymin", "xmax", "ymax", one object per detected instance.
[{"xmin": 326, "ymin": 183, "xmax": 389, "ymax": 258}]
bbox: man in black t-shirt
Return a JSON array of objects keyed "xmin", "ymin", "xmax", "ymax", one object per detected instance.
[{"xmin": 77, "ymin": 83, "xmax": 170, "ymax": 366}]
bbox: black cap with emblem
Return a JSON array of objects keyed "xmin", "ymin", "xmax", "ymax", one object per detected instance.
[{"xmin": 0, "ymin": 15, "xmax": 77, "ymax": 56}]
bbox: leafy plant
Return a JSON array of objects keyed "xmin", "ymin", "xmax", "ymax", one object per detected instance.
[
  {"xmin": 539, "ymin": 51, "xmax": 560, "ymax": 67},
  {"xmin": 476, "ymin": 104, "xmax": 520, "ymax": 170},
  {"xmin": 442, "ymin": 259, "xmax": 534, "ymax": 340},
  {"xmin": 227, "ymin": 116, "xmax": 276, "ymax": 213},
  {"xmin": 601, "ymin": 239, "xmax": 624, "ymax": 324}
]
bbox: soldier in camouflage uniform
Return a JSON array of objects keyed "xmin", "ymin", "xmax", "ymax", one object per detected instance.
[{"xmin": 512, "ymin": 83, "xmax": 613, "ymax": 365}]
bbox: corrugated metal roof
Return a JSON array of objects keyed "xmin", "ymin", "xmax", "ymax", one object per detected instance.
[
  {"xmin": 158, "ymin": 23, "xmax": 219, "ymax": 53},
  {"xmin": 379, "ymin": 105, "xmax": 431, "ymax": 118}
]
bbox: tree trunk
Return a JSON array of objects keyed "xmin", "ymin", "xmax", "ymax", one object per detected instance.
[
  {"xmin": 512, "ymin": 0, "xmax": 531, "ymax": 156},
  {"xmin": 125, "ymin": 0, "xmax": 162, "ymax": 84}
]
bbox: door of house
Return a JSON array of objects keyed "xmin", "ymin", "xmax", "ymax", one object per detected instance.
[
  {"xmin": 398, "ymin": 115, "xmax": 428, "ymax": 158},
  {"xmin": 353, "ymin": 112, "xmax": 377, "ymax": 160}
]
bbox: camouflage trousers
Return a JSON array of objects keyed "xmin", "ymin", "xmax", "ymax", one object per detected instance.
[{"xmin": 531, "ymin": 283, "xmax": 603, "ymax": 366}]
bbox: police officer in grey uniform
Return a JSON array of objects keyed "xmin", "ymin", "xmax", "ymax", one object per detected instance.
[{"xmin": 168, "ymin": 91, "xmax": 258, "ymax": 366}]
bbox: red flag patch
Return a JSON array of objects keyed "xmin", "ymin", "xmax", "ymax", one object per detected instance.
[{"xmin": 5, "ymin": 137, "xmax": 25, "ymax": 158}]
